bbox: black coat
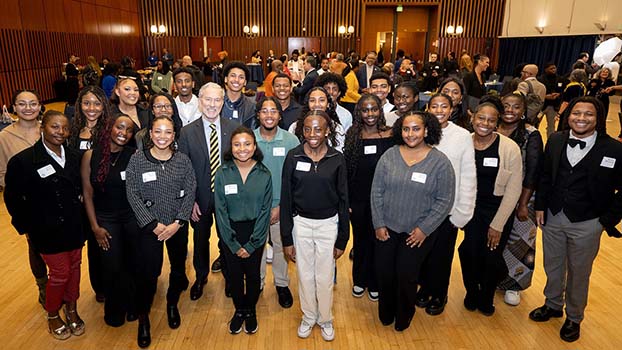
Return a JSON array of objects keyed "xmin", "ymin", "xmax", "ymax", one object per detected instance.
[{"xmin": 4, "ymin": 139, "xmax": 85, "ymax": 254}]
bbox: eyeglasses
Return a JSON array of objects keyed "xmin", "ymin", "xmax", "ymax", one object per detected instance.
[
  {"xmin": 153, "ymin": 104, "xmax": 173, "ymax": 110},
  {"xmin": 260, "ymin": 108, "xmax": 279, "ymax": 115},
  {"xmin": 15, "ymin": 101, "xmax": 40, "ymax": 108}
]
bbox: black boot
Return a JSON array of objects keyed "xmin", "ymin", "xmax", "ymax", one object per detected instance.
[{"xmin": 137, "ymin": 315, "xmax": 151, "ymax": 348}]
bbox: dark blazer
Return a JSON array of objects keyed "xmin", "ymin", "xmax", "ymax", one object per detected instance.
[
  {"xmin": 294, "ymin": 68, "xmax": 319, "ymax": 102},
  {"xmin": 356, "ymin": 64, "xmax": 380, "ymax": 91},
  {"xmin": 178, "ymin": 116, "xmax": 237, "ymax": 213},
  {"xmin": 4, "ymin": 139, "xmax": 84, "ymax": 254},
  {"xmin": 110, "ymin": 103, "xmax": 152, "ymax": 131},
  {"xmin": 535, "ymin": 131, "xmax": 622, "ymax": 231}
]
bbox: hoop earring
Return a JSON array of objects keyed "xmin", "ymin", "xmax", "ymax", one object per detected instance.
[{"xmin": 521, "ymin": 115, "xmax": 525, "ymax": 120}]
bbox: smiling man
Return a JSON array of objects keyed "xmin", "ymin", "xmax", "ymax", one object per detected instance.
[
  {"xmin": 174, "ymin": 67, "xmax": 202, "ymax": 126},
  {"xmin": 221, "ymin": 61, "xmax": 256, "ymax": 129}
]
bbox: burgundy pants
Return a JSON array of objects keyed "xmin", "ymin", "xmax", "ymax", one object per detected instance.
[{"xmin": 40, "ymin": 248, "xmax": 82, "ymax": 312}]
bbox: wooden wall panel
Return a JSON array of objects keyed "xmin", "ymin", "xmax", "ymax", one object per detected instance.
[{"xmin": 0, "ymin": 0, "xmax": 22, "ymax": 30}]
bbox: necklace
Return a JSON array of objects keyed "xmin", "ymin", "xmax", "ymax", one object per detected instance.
[
  {"xmin": 473, "ymin": 134, "xmax": 497, "ymax": 150},
  {"xmin": 110, "ymin": 151, "xmax": 121, "ymax": 167}
]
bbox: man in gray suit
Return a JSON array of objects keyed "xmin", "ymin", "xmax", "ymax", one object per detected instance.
[{"xmin": 178, "ymin": 82, "xmax": 238, "ymax": 301}]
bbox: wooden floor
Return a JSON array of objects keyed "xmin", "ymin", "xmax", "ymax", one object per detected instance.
[{"xmin": 1, "ymin": 101, "xmax": 622, "ymax": 349}]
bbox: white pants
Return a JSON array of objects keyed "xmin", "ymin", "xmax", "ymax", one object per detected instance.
[
  {"xmin": 260, "ymin": 221, "xmax": 289, "ymax": 288},
  {"xmin": 293, "ymin": 214, "xmax": 338, "ymax": 326}
]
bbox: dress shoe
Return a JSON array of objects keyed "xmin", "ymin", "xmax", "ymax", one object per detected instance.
[
  {"xmin": 190, "ymin": 279, "xmax": 207, "ymax": 301},
  {"xmin": 529, "ymin": 305, "xmax": 563, "ymax": 322},
  {"xmin": 560, "ymin": 319, "xmax": 580, "ymax": 342},
  {"xmin": 137, "ymin": 316, "xmax": 151, "ymax": 348},
  {"xmin": 415, "ymin": 289, "xmax": 431, "ymax": 308},
  {"xmin": 478, "ymin": 304, "xmax": 495, "ymax": 316},
  {"xmin": 425, "ymin": 296, "xmax": 447, "ymax": 316},
  {"xmin": 95, "ymin": 293, "xmax": 105, "ymax": 303},
  {"xmin": 126, "ymin": 312, "xmax": 138, "ymax": 322},
  {"xmin": 167, "ymin": 304, "xmax": 181, "ymax": 329},
  {"xmin": 276, "ymin": 286, "xmax": 293, "ymax": 308},
  {"xmin": 349, "ymin": 249, "xmax": 354, "ymax": 260},
  {"xmin": 211, "ymin": 257, "xmax": 222, "ymax": 273},
  {"xmin": 463, "ymin": 294, "xmax": 477, "ymax": 311}
]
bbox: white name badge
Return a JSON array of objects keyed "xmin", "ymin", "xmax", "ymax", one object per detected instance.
[
  {"xmin": 483, "ymin": 157, "xmax": 498, "ymax": 167},
  {"xmin": 296, "ymin": 161, "xmax": 311, "ymax": 172},
  {"xmin": 37, "ymin": 164, "xmax": 56, "ymax": 178},
  {"xmin": 142, "ymin": 171, "xmax": 157, "ymax": 182},
  {"xmin": 179, "ymin": 190, "xmax": 185, "ymax": 197},
  {"xmin": 557, "ymin": 82, "xmax": 563, "ymax": 87},
  {"xmin": 232, "ymin": 110, "xmax": 239, "ymax": 119},
  {"xmin": 600, "ymin": 156, "xmax": 616, "ymax": 169},
  {"xmin": 79, "ymin": 140, "xmax": 91, "ymax": 150},
  {"xmin": 225, "ymin": 184, "xmax": 238, "ymax": 195},
  {"xmin": 120, "ymin": 171, "xmax": 126, "ymax": 181},
  {"xmin": 157, "ymin": 76, "xmax": 163, "ymax": 80},
  {"xmin": 364, "ymin": 145, "xmax": 377, "ymax": 154},
  {"xmin": 273, "ymin": 147, "xmax": 286, "ymax": 157},
  {"xmin": 411, "ymin": 172, "xmax": 427, "ymax": 184}
]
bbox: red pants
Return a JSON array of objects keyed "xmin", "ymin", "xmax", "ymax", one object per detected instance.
[{"xmin": 40, "ymin": 248, "xmax": 82, "ymax": 312}]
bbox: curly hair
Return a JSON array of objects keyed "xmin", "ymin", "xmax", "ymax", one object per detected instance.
[
  {"xmin": 300, "ymin": 110, "xmax": 337, "ymax": 148},
  {"xmin": 255, "ymin": 96, "xmax": 283, "ymax": 124},
  {"xmin": 223, "ymin": 126, "xmax": 264, "ymax": 162},
  {"xmin": 69, "ymin": 85, "xmax": 111, "ymax": 149},
  {"xmin": 501, "ymin": 92, "xmax": 529, "ymax": 147},
  {"xmin": 294, "ymin": 87, "xmax": 340, "ymax": 146},
  {"xmin": 93, "ymin": 114, "xmax": 136, "ymax": 188},
  {"xmin": 559, "ymin": 96, "xmax": 606, "ymax": 135},
  {"xmin": 392, "ymin": 110, "xmax": 442, "ymax": 146},
  {"xmin": 344, "ymin": 94, "xmax": 389, "ymax": 180},
  {"xmin": 314, "ymin": 73, "xmax": 347, "ymax": 100}
]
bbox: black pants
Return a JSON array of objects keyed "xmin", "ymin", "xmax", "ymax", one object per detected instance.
[
  {"xmin": 222, "ymin": 220, "xmax": 262, "ymax": 313},
  {"xmin": 459, "ymin": 205, "xmax": 513, "ymax": 308},
  {"xmin": 27, "ymin": 236, "xmax": 47, "ymax": 279},
  {"xmin": 86, "ymin": 211, "xmax": 105, "ymax": 297},
  {"xmin": 97, "ymin": 211, "xmax": 140, "ymax": 326},
  {"xmin": 350, "ymin": 199, "xmax": 377, "ymax": 292},
  {"xmin": 191, "ymin": 211, "xmax": 229, "ymax": 288},
  {"xmin": 418, "ymin": 217, "xmax": 458, "ymax": 299},
  {"xmin": 135, "ymin": 223, "xmax": 189, "ymax": 315},
  {"xmin": 375, "ymin": 228, "xmax": 437, "ymax": 328}
]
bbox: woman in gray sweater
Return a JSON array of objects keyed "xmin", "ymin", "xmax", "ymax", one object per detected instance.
[{"xmin": 371, "ymin": 111, "xmax": 455, "ymax": 332}]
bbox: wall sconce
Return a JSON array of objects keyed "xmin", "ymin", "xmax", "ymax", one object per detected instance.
[
  {"xmin": 150, "ymin": 24, "xmax": 166, "ymax": 37},
  {"xmin": 446, "ymin": 25, "xmax": 463, "ymax": 35},
  {"xmin": 339, "ymin": 25, "xmax": 355, "ymax": 39},
  {"xmin": 535, "ymin": 26, "xmax": 545, "ymax": 34},
  {"xmin": 243, "ymin": 25, "xmax": 259, "ymax": 39}
]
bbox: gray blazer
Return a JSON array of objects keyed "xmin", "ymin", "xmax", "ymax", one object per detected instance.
[{"xmin": 178, "ymin": 116, "xmax": 238, "ymax": 212}]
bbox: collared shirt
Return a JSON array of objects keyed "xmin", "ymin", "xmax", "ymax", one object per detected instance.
[
  {"xmin": 567, "ymin": 131, "xmax": 597, "ymax": 167},
  {"xmin": 202, "ymin": 117, "xmax": 222, "ymax": 162},
  {"xmin": 366, "ymin": 64, "xmax": 374, "ymax": 87},
  {"xmin": 222, "ymin": 93, "xmax": 256, "ymax": 128},
  {"xmin": 382, "ymin": 101, "xmax": 394, "ymax": 115},
  {"xmin": 336, "ymin": 104, "xmax": 353, "ymax": 133},
  {"xmin": 42, "ymin": 138, "xmax": 66, "ymax": 168},
  {"xmin": 175, "ymin": 95, "xmax": 202, "ymax": 126}
]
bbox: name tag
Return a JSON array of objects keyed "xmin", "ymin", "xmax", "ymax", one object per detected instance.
[
  {"xmin": 411, "ymin": 172, "xmax": 427, "ymax": 184},
  {"xmin": 142, "ymin": 171, "xmax": 157, "ymax": 182},
  {"xmin": 37, "ymin": 164, "xmax": 56, "ymax": 178},
  {"xmin": 296, "ymin": 161, "xmax": 311, "ymax": 172},
  {"xmin": 273, "ymin": 147, "xmax": 286, "ymax": 157},
  {"xmin": 179, "ymin": 190, "xmax": 185, "ymax": 197},
  {"xmin": 225, "ymin": 184, "xmax": 238, "ymax": 195},
  {"xmin": 600, "ymin": 156, "xmax": 616, "ymax": 169},
  {"xmin": 79, "ymin": 140, "xmax": 91, "ymax": 150},
  {"xmin": 232, "ymin": 110, "xmax": 239, "ymax": 119},
  {"xmin": 557, "ymin": 82, "xmax": 563, "ymax": 87},
  {"xmin": 157, "ymin": 76, "xmax": 163, "ymax": 80},
  {"xmin": 120, "ymin": 171, "xmax": 126, "ymax": 181},
  {"xmin": 483, "ymin": 157, "xmax": 498, "ymax": 167},
  {"xmin": 364, "ymin": 145, "xmax": 377, "ymax": 154}
]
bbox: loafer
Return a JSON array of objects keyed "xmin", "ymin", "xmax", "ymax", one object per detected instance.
[
  {"xmin": 415, "ymin": 289, "xmax": 431, "ymax": 308},
  {"xmin": 167, "ymin": 304, "xmax": 181, "ymax": 329},
  {"xmin": 211, "ymin": 257, "xmax": 222, "ymax": 273},
  {"xmin": 425, "ymin": 296, "xmax": 447, "ymax": 316},
  {"xmin": 137, "ymin": 317, "xmax": 151, "ymax": 348},
  {"xmin": 190, "ymin": 279, "xmax": 207, "ymax": 301},
  {"xmin": 560, "ymin": 319, "xmax": 580, "ymax": 342},
  {"xmin": 229, "ymin": 311, "xmax": 244, "ymax": 334},
  {"xmin": 529, "ymin": 305, "xmax": 563, "ymax": 322},
  {"xmin": 276, "ymin": 286, "xmax": 293, "ymax": 308}
]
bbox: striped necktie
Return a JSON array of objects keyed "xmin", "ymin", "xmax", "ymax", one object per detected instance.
[{"xmin": 209, "ymin": 123, "xmax": 220, "ymax": 192}]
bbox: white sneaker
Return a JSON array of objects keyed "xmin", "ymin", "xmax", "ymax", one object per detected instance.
[
  {"xmin": 266, "ymin": 245, "xmax": 273, "ymax": 264},
  {"xmin": 504, "ymin": 290, "xmax": 521, "ymax": 306},
  {"xmin": 352, "ymin": 286, "xmax": 365, "ymax": 298},
  {"xmin": 297, "ymin": 320, "xmax": 313, "ymax": 338},
  {"xmin": 320, "ymin": 322, "xmax": 335, "ymax": 341},
  {"xmin": 368, "ymin": 291, "xmax": 379, "ymax": 302}
]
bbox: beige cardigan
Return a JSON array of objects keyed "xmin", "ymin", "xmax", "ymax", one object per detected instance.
[
  {"xmin": 475, "ymin": 132, "xmax": 523, "ymax": 232},
  {"xmin": 0, "ymin": 124, "xmax": 39, "ymax": 187}
]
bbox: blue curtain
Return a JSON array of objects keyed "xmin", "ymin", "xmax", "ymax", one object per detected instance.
[{"xmin": 498, "ymin": 35, "xmax": 597, "ymax": 77}]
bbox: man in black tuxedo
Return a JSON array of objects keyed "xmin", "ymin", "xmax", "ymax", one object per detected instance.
[
  {"xmin": 531, "ymin": 96, "xmax": 622, "ymax": 343},
  {"xmin": 178, "ymin": 82, "xmax": 238, "ymax": 301},
  {"xmin": 294, "ymin": 56, "xmax": 318, "ymax": 103}
]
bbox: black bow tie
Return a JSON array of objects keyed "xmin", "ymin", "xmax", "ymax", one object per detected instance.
[{"xmin": 568, "ymin": 138, "xmax": 587, "ymax": 149}]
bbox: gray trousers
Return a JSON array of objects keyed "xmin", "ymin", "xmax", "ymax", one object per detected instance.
[
  {"xmin": 542, "ymin": 210, "xmax": 602, "ymax": 323},
  {"xmin": 260, "ymin": 221, "xmax": 290, "ymax": 288}
]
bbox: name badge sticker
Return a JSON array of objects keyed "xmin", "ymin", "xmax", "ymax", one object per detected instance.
[
  {"xmin": 600, "ymin": 156, "xmax": 616, "ymax": 169},
  {"xmin": 483, "ymin": 157, "xmax": 499, "ymax": 167},
  {"xmin": 157, "ymin": 76, "xmax": 163, "ymax": 80},
  {"xmin": 79, "ymin": 140, "xmax": 90, "ymax": 150},
  {"xmin": 224, "ymin": 184, "xmax": 238, "ymax": 195},
  {"xmin": 232, "ymin": 110, "xmax": 239, "ymax": 119},
  {"xmin": 37, "ymin": 164, "xmax": 56, "ymax": 178},
  {"xmin": 364, "ymin": 145, "xmax": 377, "ymax": 154},
  {"xmin": 120, "ymin": 171, "xmax": 126, "ymax": 181},
  {"xmin": 179, "ymin": 190, "xmax": 185, "ymax": 197},
  {"xmin": 557, "ymin": 82, "xmax": 563, "ymax": 87},
  {"xmin": 273, "ymin": 147, "xmax": 286, "ymax": 157},
  {"xmin": 296, "ymin": 161, "xmax": 311, "ymax": 172},
  {"xmin": 142, "ymin": 171, "xmax": 157, "ymax": 182},
  {"xmin": 411, "ymin": 172, "xmax": 427, "ymax": 184}
]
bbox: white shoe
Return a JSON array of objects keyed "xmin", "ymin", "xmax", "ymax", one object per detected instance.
[
  {"xmin": 266, "ymin": 245, "xmax": 273, "ymax": 264},
  {"xmin": 297, "ymin": 320, "xmax": 313, "ymax": 338},
  {"xmin": 352, "ymin": 286, "xmax": 365, "ymax": 298},
  {"xmin": 504, "ymin": 290, "xmax": 521, "ymax": 306},
  {"xmin": 320, "ymin": 322, "xmax": 335, "ymax": 341}
]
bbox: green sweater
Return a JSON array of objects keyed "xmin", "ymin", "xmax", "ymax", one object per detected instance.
[{"xmin": 214, "ymin": 160, "xmax": 273, "ymax": 255}]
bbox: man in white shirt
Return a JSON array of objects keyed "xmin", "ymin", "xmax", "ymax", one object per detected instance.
[
  {"xmin": 173, "ymin": 68, "xmax": 202, "ymax": 126},
  {"xmin": 369, "ymin": 72, "xmax": 394, "ymax": 115}
]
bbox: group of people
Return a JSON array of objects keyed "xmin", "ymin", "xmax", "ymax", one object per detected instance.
[{"xmin": 1, "ymin": 46, "xmax": 622, "ymax": 348}]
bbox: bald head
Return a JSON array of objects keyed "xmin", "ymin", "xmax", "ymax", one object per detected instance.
[
  {"xmin": 522, "ymin": 64, "xmax": 538, "ymax": 79},
  {"xmin": 271, "ymin": 59, "xmax": 283, "ymax": 72},
  {"xmin": 182, "ymin": 55, "xmax": 192, "ymax": 67}
]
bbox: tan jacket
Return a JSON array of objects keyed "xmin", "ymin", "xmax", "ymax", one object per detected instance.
[{"xmin": 0, "ymin": 124, "xmax": 39, "ymax": 187}]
